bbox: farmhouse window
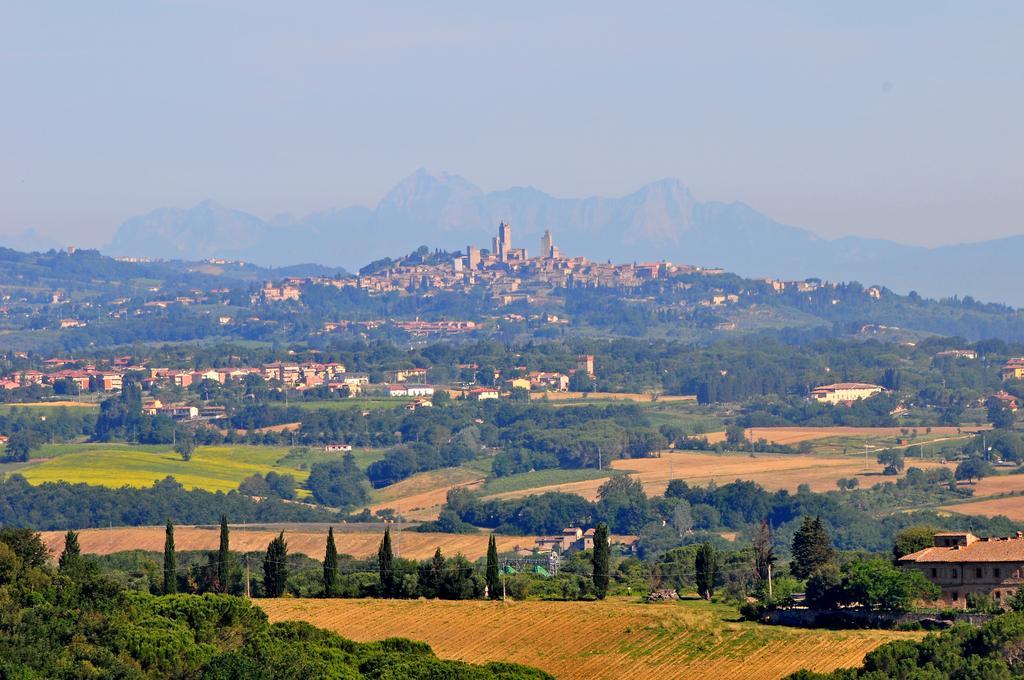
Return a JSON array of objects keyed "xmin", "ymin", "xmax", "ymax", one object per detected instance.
[
  {"xmin": 995, "ymin": 568, "xmax": 1002, "ymax": 578},
  {"xmin": 976, "ymin": 568, "xmax": 983, "ymax": 578},
  {"xmin": 931, "ymin": 568, "xmax": 937, "ymax": 578},
  {"xmin": 952, "ymin": 591, "xmax": 959, "ymax": 600}
]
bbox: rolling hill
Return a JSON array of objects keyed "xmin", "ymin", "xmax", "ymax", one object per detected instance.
[{"xmin": 106, "ymin": 169, "xmax": 1024, "ymax": 305}]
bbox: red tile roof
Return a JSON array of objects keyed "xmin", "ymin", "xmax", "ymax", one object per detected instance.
[{"xmin": 900, "ymin": 537, "xmax": 1024, "ymax": 563}]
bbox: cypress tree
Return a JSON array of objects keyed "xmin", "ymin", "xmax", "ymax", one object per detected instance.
[
  {"xmin": 217, "ymin": 515, "xmax": 230, "ymax": 593},
  {"xmin": 378, "ymin": 527, "xmax": 395, "ymax": 597},
  {"xmin": 485, "ymin": 534, "xmax": 500, "ymax": 600},
  {"xmin": 791, "ymin": 516, "xmax": 836, "ymax": 580},
  {"xmin": 695, "ymin": 542, "xmax": 719, "ymax": 600},
  {"xmin": 592, "ymin": 523, "xmax": 610, "ymax": 599},
  {"xmin": 263, "ymin": 531, "xmax": 289, "ymax": 597},
  {"xmin": 58, "ymin": 529, "xmax": 81, "ymax": 572},
  {"xmin": 323, "ymin": 527, "xmax": 339, "ymax": 597},
  {"xmin": 163, "ymin": 520, "xmax": 177, "ymax": 594}
]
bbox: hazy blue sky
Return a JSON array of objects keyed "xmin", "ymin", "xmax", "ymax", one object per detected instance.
[{"xmin": 2, "ymin": 1, "xmax": 1022, "ymax": 247}]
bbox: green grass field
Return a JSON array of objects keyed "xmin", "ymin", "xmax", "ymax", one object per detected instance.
[
  {"xmin": 479, "ymin": 468, "xmax": 619, "ymax": 495},
  {"xmin": 1, "ymin": 401, "xmax": 101, "ymax": 415},
  {"xmin": 13, "ymin": 443, "xmax": 384, "ymax": 495},
  {"xmin": 644, "ymin": 402, "xmax": 726, "ymax": 434},
  {"xmin": 292, "ymin": 398, "xmax": 412, "ymax": 411}
]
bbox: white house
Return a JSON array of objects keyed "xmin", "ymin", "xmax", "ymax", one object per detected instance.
[{"xmin": 810, "ymin": 382, "xmax": 884, "ymax": 405}]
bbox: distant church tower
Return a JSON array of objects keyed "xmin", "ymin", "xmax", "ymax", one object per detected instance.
[
  {"xmin": 497, "ymin": 221, "xmax": 512, "ymax": 262},
  {"xmin": 540, "ymin": 229, "xmax": 554, "ymax": 258}
]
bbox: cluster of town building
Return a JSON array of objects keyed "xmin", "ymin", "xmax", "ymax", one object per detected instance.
[
  {"xmin": 251, "ymin": 222, "xmax": 843, "ymax": 312},
  {"xmin": 0, "ymin": 353, "xmax": 598, "ymax": 417}
]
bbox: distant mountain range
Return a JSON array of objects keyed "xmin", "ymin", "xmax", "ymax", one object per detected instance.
[{"xmin": 105, "ymin": 169, "xmax": 1023, "ymax": 306}]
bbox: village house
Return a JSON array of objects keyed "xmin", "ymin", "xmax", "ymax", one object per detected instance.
[
  {"xmin": 899, "ymin": 531, "xmax": 1024, "ymax": 607},
  {"xmin": 504, "ymin": 377, "xmax": 532, "ymax": 391},
  {"xmin": 469, "ymin": 387, "xmax": 500, "ymax": 401},
  {"xmin": 533, "ymin": 528, "xmax": 599, "ymax": 556},
  {"xmin": 1002, "ymin": 358, "xmax": 1024, "ymax": 381},
  {"xmin": 810, "ymin": 382, "xmax": 885, "ymax": 406},
  {"xmin": 323, "ymin": 443, "xmax": 353, "ymax": 453},
  {"xmin": 528, "ymin": 371, "xmax": 570, "ymax": 392},
  {"xmin": 990, "ymin": 391, "xmax": 1020, "ymax": 412},
  {"xmin": 406, "ymin": 398, "xmax": 433, "ymax": 411},
  {"xmin": 390, "ymin": 367, "xmax": 429, "ymax": 383},
  {"xmin": 159, "ymin": 405, "xmax": 199, "ymax": 420},
  {"xmin": 936, "ymin": 349, "xmax": 978, "ymax": 360}
]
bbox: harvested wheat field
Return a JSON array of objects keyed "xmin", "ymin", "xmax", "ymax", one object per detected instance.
[
  {"xmin": 258, "ymin": 597, "xmax": 919, "ymax": 680},
  {"xmin": 484, "ymin": 451, "xmax": 951, "ymax": 502},
  {"xmin": 954, "ymin": 474, "xmax": 1024, "ymax": 497},
  {"xmin": 937, "ymin": 474, "xmax": 1024, "ymax": 520},
  {"xmin": 38, "ymin": 525, "xmax": 542, "ymax": 562},
  {"xmin": 370, "ymin": 467, "xmax": 485, "ymax": 521},
  {"xmin": 531, "ymin": 391, "xmax": 696, "ymax": 403},
  {"xmin": 704, "ymin": 426, "xmax": 975, "ymax": 446},
  {"xmin": 941, "ymin": 496, "xmax": 1024, "ymax": 521}
]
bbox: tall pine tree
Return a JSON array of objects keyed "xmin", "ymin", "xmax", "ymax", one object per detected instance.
[
  {"xmin": 695, "ymin": 542, "xmax": 719, "ymax": 600},
  {"xmin": 263, "ymin": 531, "xmax": 289, "ymax": 597},
  {"xmin": 323, "ymin": 527, "xmax": 339, "ymax": 597},
  {"xmin": 592, "ymin": 523, "xmax": 610, "ymax": 600},
  {"xmin": 791, "ymin": 516, "xmax": 835, "ymax": 580},
  {"xmin": 485, "ymin": 534, "xmax": 500, "ymax": 600},
  {"xmin": 58, "ymin": 529, "xmax": 81, "ymax": 572},
  {"xmin": 217, "ymin": 515, "xmax": 230, "ymax": 593},
  {"xmin": 378, "ymin": 527, "xmax": 395, "ymax": 597},
  {"xmin": 752, "ymin": 518, "xmax": 776, "ymax": 584},
  {"xmin": 163, "ymin": 520, "xmax": 177, "ymax": 594}
]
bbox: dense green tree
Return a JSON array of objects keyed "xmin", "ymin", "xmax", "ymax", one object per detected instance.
[
  {"xmin": 694, "ymin": 542, "xmax": 718, "ymax": 600},
  {"xmin": 307, "ymin": 453, "xmax": 370, "ymax": 507},
  {"xmin": 58, "ymin": 529, "xmax": 81, "ymax": 572},
  {"xmin": 323, "ymin": 527, "xmax": 338, "ymax": 597},
  {"xmin": 163, "ymin": 520, "xmax": 177, "ymax": 594},
  {"xmin": 420, "ymin": 548, "xmax": 446, "ymax": 599},
  {"xmin": 174, "ymin": 432, "xmax": 196, "ymax": 461},
  {"xmin": 840, "ymin": 559, "xmax": 940, "ymax": 612},
  {"xmin": 987, "ymin": 398, "xmax": 1016, "ymax": 430},
  {"xmin": 752, "ymin": 519, "xmax": 776, "ymax": 585},
  {"xmin": 596, "ymin": 476, "xmax": 650, "ymax": 534},
  {"xmin": 262, "ymin": 531, "xmax": 289, "ymax": 597},
  {"xmin": 892, "ymin": 525, "xmax": 938, "ymax": 561},
  {"xmin": 876, "ymin": 449, "xmax": 905, "ymax": 475},
  {"xmin": 486, "ymin": 534, "xmax": 500, "ymax": 600},
  {"xmin": 217, "ymin": 514, "xmax": 230, "ymax": 593},
  {"xmin": 791, "ymin": 516, "xmax": 835, "ymax": 580},
  {"xmin": 1, "ymin": 430, "xmax": 36, "ymax": 463},
  {"xmin": 592, "ymin": 523, "xmax": 610, "ymax": 599},
  {"xmin": 955, "ymin": 456, "xmax": 994, "ymax": 483},
  {"xmin": 378, "ymin": 527, "xmax": 396, "ymax": 597},
  {"xmin": 725, "ymin": 424, "xmax": 747, "ymax": 447}
]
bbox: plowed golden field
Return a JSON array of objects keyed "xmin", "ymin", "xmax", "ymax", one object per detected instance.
[
  {"xmin": 38, "ymin": 526, "xmax": 542, "ymax": 561},
  {"xmin": 258, "ymin": 597, "xmax": 920, "ymax": 680}
]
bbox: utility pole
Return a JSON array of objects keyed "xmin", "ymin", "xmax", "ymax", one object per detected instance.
[
  {"xmin": 767, "ymin": 563, "xmax": 773, "ymax": 599},
  {"xmin": 245, "ymin": 555, "xmax": 251, "ymax": 598},
  {"xmin": 501, "ymin": 559, "xmax": 507, "ymax": 603}
]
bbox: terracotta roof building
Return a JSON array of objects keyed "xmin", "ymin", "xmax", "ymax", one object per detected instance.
[
  {"xmin": 810, "ymin": 382, "xmax": 885, "ymax": 406},
  {"xmin": 899, "ymin": 531, "xmax": 1024, "ymax": 607}
]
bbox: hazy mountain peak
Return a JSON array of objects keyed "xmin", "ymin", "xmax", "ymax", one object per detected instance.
[{"xmin": 104, "ymin": 171, "xmax": 1024, "ymax": 305}]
